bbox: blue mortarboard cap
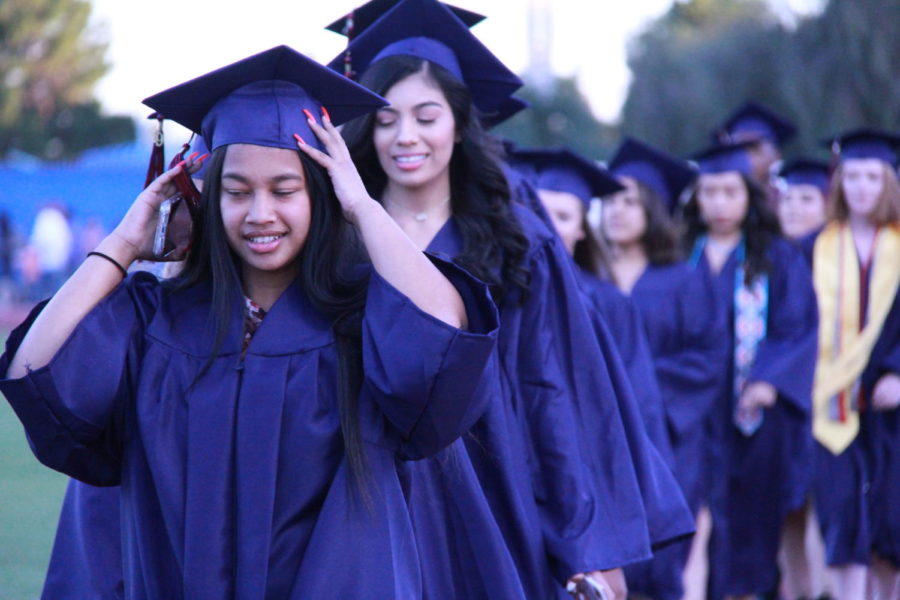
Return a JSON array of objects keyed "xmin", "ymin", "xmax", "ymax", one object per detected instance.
[
  {"xmin": 608, "ymin": 137, "xmax": 697, "ymax": 210},
  {"xmin": 823, "ymin": 128, "xmax": 900, "ymax": 167},
  {"xmin": 691, "ymin": 141, "xmax": 756, "ymax": 177},
  {"xmin": 481, "ymin": 96, "xmax": 530, "ymax": 130},
  {"xmin": 717, "ymin": 101, "xmax": 797, "ymax": 147},
  {"xmin": 327, "ymin": 0, "xmax": 523, "ymax": 112},
  {"xmin": 143, "ymin": 45, "xmax": 387, "ymax": 153},
  {"xmin": 326, "ymin": 0, "xmax": 485, "ymax": 38},
  {"xmin": 779, "ymin": 157, "xmax": 831, "ymax": 195},
  {"xmin": 508, "ymin": 147, "xmax": 624, "ymax": 207}
]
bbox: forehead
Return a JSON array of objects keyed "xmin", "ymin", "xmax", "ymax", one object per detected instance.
[
  {"xmin": 383, "ymin": 70, "xmax": 449, "ymax": 106},
  {"xmin": 699, "ymin": 171, "xmax": 744, "ymax": 187},
  {"xmin": 222, "ymin": 143, "xmax": 304, "ymax": 175},
  {"xmin": 842, "ymin": 158, "xmax": 884, "ymax": 173}
]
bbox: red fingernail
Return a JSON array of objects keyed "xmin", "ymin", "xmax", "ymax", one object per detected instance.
[
  {"xmin": 303, "ymin": 108, "xmax": 315, "ymax": 121},
  {"xmin": 293, "ymin": 133, "xmax": 306, "ymax": 145},
  {"xmin": 187, "ymin": 152, "xmax": 199, "ymax": 161},
  {"xmin": 321, "ymin": 106, "xmax": 331, "ymax": 121},
  {"xmin": 177, "ymin": 160, "xmax": 186, "ymax": 169},
  {"xmin": 197, "ymin": 153, "xmax": 210, "ymax": 163}
]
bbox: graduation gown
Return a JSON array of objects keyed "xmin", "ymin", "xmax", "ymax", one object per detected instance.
[
  {"xmin": 801, "ymin": 228, "xmax": 900, "ymax": 568},
  {"xmin": 413, "ymin": 205, "xmax": 654, "ymax": 599},
  {"xmin": 613, "ymin": 262, "xmax": 726, "ymax": 600},
  {"xmin": 1, "ymin": 258, "xmax": 501, "ymax": 600},
  {"xmin": 42, "ymin": 480, "xmax": 124, "ymax": 600},
  {"xmin": 700, "ymin": 237, "xmax": 818, "ymax": 598},
  {"xmin": 575, "ymin": 270, "xmax": 692, "ymax": 540}
]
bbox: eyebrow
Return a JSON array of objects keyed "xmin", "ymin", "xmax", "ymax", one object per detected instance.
[
  {"xmin": 378, "ymin": 101, "xmax": 445, "ymax": 113},
  {"xmin": 222, "ymin": 172, "xmax": 305, "ymax": 184}
]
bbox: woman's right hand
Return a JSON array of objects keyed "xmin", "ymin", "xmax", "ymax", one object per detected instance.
[{"xmin": 107, "ymin": 158, "xmax": 204, "ymax": 264}]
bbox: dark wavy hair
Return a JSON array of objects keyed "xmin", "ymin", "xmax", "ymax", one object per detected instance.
[
  {"xmin": 682, "ymin": 172, "xmax": 780, "ymax": 284},
  {"xmin": 573, "ymin": 214, "xmax": 613, "ymax": 280},
  {"xmin": 340, "ymin": 55, "xmax": 530, "ymax": 303},
  {"xmin": 169, "ymin": 145, "xmax": 371, "ymax": 498}
]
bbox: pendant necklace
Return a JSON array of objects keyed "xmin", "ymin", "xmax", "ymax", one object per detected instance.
[{"xmin": 389, "ymin": 195, "xmax": 451, "ymax": 222}]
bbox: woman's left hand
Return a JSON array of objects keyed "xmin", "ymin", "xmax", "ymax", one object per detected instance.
[
  {"xmin": 296, "ymin": 106, "xmax": 375, "ymax": 225},
  {"xmin": 739, "ymin": 381, "xmax": 777, "ymax": 412},
  {"xmin": 872, "ymin": 373, "xmax": 900, "ymax": 411}
]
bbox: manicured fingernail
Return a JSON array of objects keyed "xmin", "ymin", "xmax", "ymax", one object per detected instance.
[
  {"xmin": 197, "ymin": 153, "xmax": 210, "ymax": 163},
  {"xmin": 321, "ymin": 106, "xmax": 331, "ymax": 121},
  {"xmin": 302, "ymin": 109, "xmax": 315, "ymax": 122},
  {"xmin": 293, "ymin": 133, "xmax": 306, "ymax": 145},
  {"xmin": 177, "ymin": 160, "xmax": 186, "ymax": 169},
  {"xmin": 187, "ymin": 152, "xmax": 199, "ymax": 161}
]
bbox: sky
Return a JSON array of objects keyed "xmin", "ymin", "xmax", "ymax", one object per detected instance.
[{"xmin": 87, "ymin": 0, "xmax": 823, "ymax": 142}]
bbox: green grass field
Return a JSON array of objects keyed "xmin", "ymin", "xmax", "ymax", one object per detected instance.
[{"xmin": 0, "ymin": 332, "xmax": 68, "ymax": 598}]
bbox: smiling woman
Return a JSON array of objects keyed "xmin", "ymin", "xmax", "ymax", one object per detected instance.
[{"xmin": 0, "ymin": 44, "xmax": 502, "ymax": 598}]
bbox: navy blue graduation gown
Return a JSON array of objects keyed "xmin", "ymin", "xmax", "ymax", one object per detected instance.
[
  {"xmin": 700, "ymin": 237, "xmax": 818, "ymax": 598},
  {"xmin": 615, "ymin": 262, "xmax": 726, "ymax": 600},
  {"xmin": 801, "ymin": 230, "xmax": 900, "ymax": 568},
  {"xmin": 629, "ymin": 262, "xmax": 727, "ymax": 511},
  {"xmin": 1, "ymin": 259, "xmax": 501, "ymax": 600},
  {"xmin": 575, "ymin": 270, "xmax": 693, "ymax": 541},
  {"xmin": 42, "ymin": 480, "xmax": 124, "ymax": 599},
  {"xmin": 419, "ymin": 206, "xmax": 654, "ymax": 598}
]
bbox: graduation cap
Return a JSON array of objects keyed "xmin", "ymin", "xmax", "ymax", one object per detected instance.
[
  {"xmin": 823, "ymin": 128, "xmax": 900, "ymax": 167},
  {"xmin": 690, "ymin": 141, "xmax": 756, "ymax": 177},
  {"xmin": 716, "ymin": 101, "xmax": 797, "ymax": 147},
  {"xmin": 481, "ymin": 96, "xmax": 530, "ymax": 130},
  {"xmin": 325, "ymin": 0, "xmax": 485, "ymax": 38},
  {"xmin": 778, "ymin": 158, "xmax": 831, "ymax": 195},
  {"xmin": 608, "ymin": 137, "xmax": 697, "ymax": 211},
  {"xmin": 327, "ymin": 0, "xmax": 523, "ymax": 112},
  {"xmin": 143, "ymin": 45, "xmax": 387, "ymax": 153},
  {"xmin": 508, "ymin": 147, "xmax": 624, "ymax": 207}
]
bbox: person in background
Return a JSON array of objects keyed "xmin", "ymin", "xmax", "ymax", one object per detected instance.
[
  {"xmin": 600, "ymin": 137, "xmax": 725, "ymax": 600},
  {"xmin": 777, "ymin": 158, "xmax": 831, "ymax": 240},
  {"xmin": 805, "ymin": 129, "xmax": 900, "ymax": 600},
  {"xmin": 508, "ymin": 144, "xmax": 695, "ymax": 556},
  {"xmin": 683, "ymin": 141, "xmax": 818, "ymax": 600},
  {"xmin": 714, "ymin": 101, "xmax": 798, "ymax": 203},
  {"xmin": 774, "ymin": 156, "xmax": 834, "ymax": 600},
  {"xmin": 29, "ymin": 201, "xmax": 75, "ymax": 299}
]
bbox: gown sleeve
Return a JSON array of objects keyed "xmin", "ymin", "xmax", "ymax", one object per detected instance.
[
  {"xmin": 0, "ymin": 273, "xmax": 161, "ymax": 485},
  {"xmin": 653, "ymin": 268, "xmax": 728, "ymax": 438},
  {"xmin": 521, "ymin": 237, "xmax": 653, "ymax": 579},
  {"xmin": 361, "ymin": 255, "xmax": 500, "ymax": 460},
  {"xmin": 749, "ymin": 240, "xmax": 819, "ymax": 415}
]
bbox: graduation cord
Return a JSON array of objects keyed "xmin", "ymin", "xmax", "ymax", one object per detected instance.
[{"xmin": 86, "ymin": 251, "xmax": 129, "ymax": 279}]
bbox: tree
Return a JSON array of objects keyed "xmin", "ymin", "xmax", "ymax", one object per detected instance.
[
  {"xmin": 0, "ymin": 0, "xmax": 134, "ymax": 161},
  {"xmin": 492, "ymin": 75, "xmax": 619, "ymax": 160},
  {"xmin": 620, "ymin": 0, "xmax": 900, "ymax": 159}
]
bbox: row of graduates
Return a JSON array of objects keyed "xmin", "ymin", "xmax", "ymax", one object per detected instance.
[
  {"xmin": 1, "ymin": 1, "xmax": 896, "ymax": 599},
  {"xmin": 501, "ymin": 101, "xmax": 900, "ymax": 598}
]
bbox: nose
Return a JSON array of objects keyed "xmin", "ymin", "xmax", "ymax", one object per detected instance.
[
  {"xmin": 246, "ymin": 194, "xmax": 276, "ymax": 224},
  {"xmin": 395, "ymin": 115, "xmax": 419, "ymax": 146}
]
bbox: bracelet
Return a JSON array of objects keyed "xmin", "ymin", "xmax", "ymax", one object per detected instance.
[{"xmin": 87, "ymin": 251, "xmax": 129, "ymax": 279}]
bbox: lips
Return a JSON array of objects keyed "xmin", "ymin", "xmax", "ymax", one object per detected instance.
[
  {"xmin": 393, "ymin": 153, "xmax": 428, "ymax": 170},
  {"xmin": 244, "ymin": 231, "xmax": 286, "ymax": 253}
]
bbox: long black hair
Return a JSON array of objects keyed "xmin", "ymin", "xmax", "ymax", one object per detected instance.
[
  {"xmin": 340, "ymin": 55, "xmax": 530, "ymax": 303},
  {"xmin": 682, "ymin": 173, "xmax": 780, "ymax": 284},
  {"xmin": 170, "ymin": 145, "xmax": 371, "ymax": 495}
]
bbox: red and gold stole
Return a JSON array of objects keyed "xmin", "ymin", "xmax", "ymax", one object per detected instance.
[{"xmin": 813, "ymin": 222, "xmax": 900, "ymax": 455}]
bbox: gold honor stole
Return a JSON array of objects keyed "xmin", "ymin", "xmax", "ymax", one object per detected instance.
[{"xmin": 813, "ymin": 222, "xmax": 900, "ymax": 455}]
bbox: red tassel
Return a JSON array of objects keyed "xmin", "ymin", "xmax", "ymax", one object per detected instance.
[{"xmin": 144, "ymin": 112, "xmax": 166, "ymax": 188}]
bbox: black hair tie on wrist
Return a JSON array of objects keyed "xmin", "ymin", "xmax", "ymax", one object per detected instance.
[{"xmin": 87, "ymin": 251, "xmax": 129, "ymax": 279}]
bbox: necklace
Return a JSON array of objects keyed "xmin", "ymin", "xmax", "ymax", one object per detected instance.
[{"xmin": 388, "ymin": 195, "xmax": 451, "ymax": 222}]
